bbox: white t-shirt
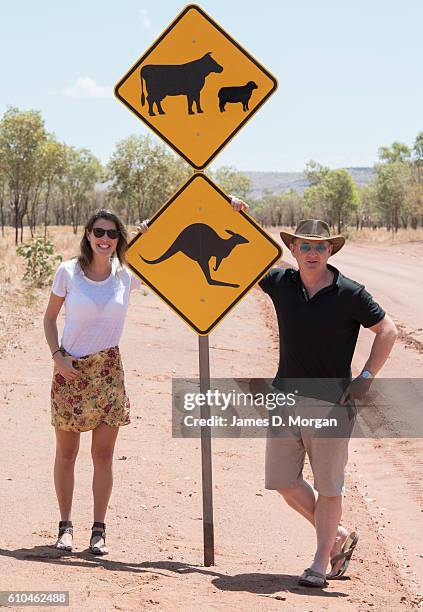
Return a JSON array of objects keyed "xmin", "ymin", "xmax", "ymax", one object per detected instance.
[{"xmin": 51, "ymin": 258, "xmax": 142, "ymax": 358}]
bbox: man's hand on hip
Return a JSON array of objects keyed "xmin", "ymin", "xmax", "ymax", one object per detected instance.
[{"xmin": 339, "ymin": 375, "xmax": 373, "ymax": 404}]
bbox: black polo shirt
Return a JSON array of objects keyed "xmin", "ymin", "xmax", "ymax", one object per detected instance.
[{"xmin": 259, "ymin": 264, "xmax": 385, "ymax": 382}]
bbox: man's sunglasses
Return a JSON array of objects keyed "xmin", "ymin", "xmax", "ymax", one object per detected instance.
[
  {"xmin": 299, "ymin": 243, "xmax": 328, "ymax": 253},
  {"xmin": 92, "ymin": 227, "xmax": 120, "ymax": 239}
]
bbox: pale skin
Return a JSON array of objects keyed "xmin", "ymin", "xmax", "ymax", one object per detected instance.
[
  {"xmin": 230, "ymin": 197, "xmax": 398, "ymax": 582},
  {"xmin": 43, "ymin": 218, "xmax": 123, "ymax": 553}
]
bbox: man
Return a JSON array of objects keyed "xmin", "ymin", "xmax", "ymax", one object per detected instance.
[{"xmin": 230, "ymin": 201, "xmax": 397, "ymax": 587}]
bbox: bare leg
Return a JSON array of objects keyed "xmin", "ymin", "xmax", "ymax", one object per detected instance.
[
  {"xmin": 311, "ymin": 495, "xmax": 342, "ymax": 575},
  {"xmin": 278, "ymin": 480, "xmax": 348, "ymax": 576},
  {"xmin": 278, "ymin": 477, "xmax": 317, "ymax": 524},
  {"xmin": 54, "ymin": 428, "xmax": 80, "ymax": 547},
  {"xmin": 90, "ymin": 423, "xmax": 119, "ymax": 551}
]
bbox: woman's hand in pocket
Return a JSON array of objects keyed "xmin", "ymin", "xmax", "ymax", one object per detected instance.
[{"xmin": 53, "ymin": 354, "xmax": 79, "ymax": 380}]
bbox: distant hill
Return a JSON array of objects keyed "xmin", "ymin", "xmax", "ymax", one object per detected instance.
[{"xmin": 243, "ymin": 167, "xmax": 374, "ymax": 199}]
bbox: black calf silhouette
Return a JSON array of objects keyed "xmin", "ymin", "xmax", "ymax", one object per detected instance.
[
  {"xmin": 140, "ymin": 52, "xmax": 223, "ymax": 116},
  {"xmin": 140, "ymin": 223, "xmax": 249, "ymax": 288},
  {"xmin": 218, "ymin": 81, "xmax": 258, "ymax": 112}
]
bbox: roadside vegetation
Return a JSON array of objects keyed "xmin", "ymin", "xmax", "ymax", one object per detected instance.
[{"xmin": 0, "ymin": 107, "xmax": 421, "ymax": 247}]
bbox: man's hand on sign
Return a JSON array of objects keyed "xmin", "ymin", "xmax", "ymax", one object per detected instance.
[
  {"xmin": 230, "ymin": 195, "xmax": 249, "ymax": 212},
  {"xmin": 132, "ymin": 220, "xmax": 149, "ymax": 235},
  {"xmin": 339, "ymin": 375, "xmax": 373, "ymax": 405}
]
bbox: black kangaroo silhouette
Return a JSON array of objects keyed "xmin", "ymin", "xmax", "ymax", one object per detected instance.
[
  {"xmin": 140, "ymin": 52, "xmax": 223, "ymax": 116},
  {"xmin": 140, "ymin": 223, "xmax": 249, "ymax": 288}
]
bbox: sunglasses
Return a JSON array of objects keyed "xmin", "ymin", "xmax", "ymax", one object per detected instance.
[
  {"xmin": 92, "ymin": 227, "xmax": 120, "ymax": 239},
  {"xmin": 299, "ymin": 243, "xmax": 328, "ymax": 253}
]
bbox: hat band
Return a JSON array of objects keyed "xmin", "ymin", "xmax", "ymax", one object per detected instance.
[{"xmin": 297, "ymin": 233, "xmax": 331, "ymax": 239}]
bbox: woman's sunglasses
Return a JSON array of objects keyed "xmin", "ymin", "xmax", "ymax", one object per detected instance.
[{"xmin": 92, "ymin": 227, "xmax": 120, "ymax": 239}]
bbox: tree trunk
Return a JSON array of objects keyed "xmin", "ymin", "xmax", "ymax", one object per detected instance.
[
  {"xmin": 14, "ymin": 195, "xmax": 19, "ymax": 245},
  {"xmin": 0, "ymin": 190, "xmax": 4, "ymax": 238},
  {"xmin": 20, "ymin": 213, "xmax": 24, "ymax": 243},
  {"xmin": 44, "ymin": 182, "xmax": 51, "ymax": 241}
]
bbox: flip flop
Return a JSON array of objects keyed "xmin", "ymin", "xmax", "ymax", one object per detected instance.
[
  {"xmin": 327, "ymin": 531, "xmax": 359, "ymax": 579},
  {"xmin": 298, "ymin": 568, "xmax": 328, "ymax": 588}
]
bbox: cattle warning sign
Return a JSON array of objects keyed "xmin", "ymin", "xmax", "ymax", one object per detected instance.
[
  {"xmin": 125, "ymin": 173, "xmax": 282, "ymax": 334},
  {"xmin": 114, "ymin": 4, "xmax": 278, "ymax": 170}
]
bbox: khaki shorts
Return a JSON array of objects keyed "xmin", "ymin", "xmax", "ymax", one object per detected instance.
[{"xmin": 265, "ymin": 396, "xmax": 353, "ymax": 497}]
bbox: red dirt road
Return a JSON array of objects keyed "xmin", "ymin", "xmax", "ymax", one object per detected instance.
[{"xmin": 0, "ymin": 240, "xmax": 422, "ymax": 611}]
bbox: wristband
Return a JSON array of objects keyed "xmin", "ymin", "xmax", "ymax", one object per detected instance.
[{"xmin": 52, "ymin": 349, "xmax": 61, "ymax": 358}]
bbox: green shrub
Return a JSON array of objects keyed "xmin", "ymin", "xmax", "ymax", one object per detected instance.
[{"xmin": 17, "ymin": 236, "xmax": 62, "ymax": 287}]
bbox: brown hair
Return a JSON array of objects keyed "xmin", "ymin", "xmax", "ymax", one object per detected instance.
[{"xmin": 77, "ymin": 209, "xmax": 128, "ymax": 273}]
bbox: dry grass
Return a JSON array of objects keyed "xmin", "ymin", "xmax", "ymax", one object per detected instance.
[
  {"xmin": 273, "ymin": 225, "xmax": 423, "ymax": 245},
  {"xmin": 0, "ymin": 226, "xmax": 85, "ymax": 358},
  {"xmin": 0, "ymin": 228, "xmax": 59, "ymax": 356},
  {"xmin": 343, "ymin": 227, "xmax": 423, "ymax": 244},
  {"xmin": 0, "ymin": 223, "xmax": 140, "ymax": 286}
]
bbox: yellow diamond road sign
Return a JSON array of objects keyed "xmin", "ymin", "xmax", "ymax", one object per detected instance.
[
  {"xmin": 115, "ymin": 4, "xmax": 278, "ymax": 170},
  {"xmin": 125, "ymin": 173, "xmax": 282, "ymax": 335}
]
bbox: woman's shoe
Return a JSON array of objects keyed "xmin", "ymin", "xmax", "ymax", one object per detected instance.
[
  {"xmin": 55, "ymin": 520, "xmax": 73, "ymax": 552},
  {"xmin": 89, "ymin": 522, "xmax": 108, "ymax": 555}
]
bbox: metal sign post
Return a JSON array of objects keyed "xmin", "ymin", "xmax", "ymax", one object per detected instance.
[{"xmin": 198, "ymin": 334, "xmax": 214, "ymax": 566}]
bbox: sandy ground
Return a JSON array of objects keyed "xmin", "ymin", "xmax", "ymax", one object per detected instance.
[{"xmin": 0, "ymin": 240, "xmax": 422, "ymax": 611}]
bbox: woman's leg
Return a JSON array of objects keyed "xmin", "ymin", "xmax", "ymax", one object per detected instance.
[
  {"xmin": 54, "ymin": 428, "xmax": 80, "ymax": 519},
  {"xmin": 54, "ymin": 428, "xmax": 80, "ymax": 547},
  {"xmin": 91, "ymin": 423, "xmax": 119, "ymax": 523},
  {"xmin": 90, "ymin": 423, "xmax": 119, "ymax": 553}
]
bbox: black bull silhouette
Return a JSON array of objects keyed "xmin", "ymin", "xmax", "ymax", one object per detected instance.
[
  {"xmin": 140, "ymin": 52, "xmax": 223, "ymax": 116},
  {"xmin": 140, "ymin": 223, "xmax": 249, "ymax": 288}
]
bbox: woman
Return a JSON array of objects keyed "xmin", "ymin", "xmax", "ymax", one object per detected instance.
[{"xmin": 43, "ymin": 209, "xmax": 147, "ymax": 555}]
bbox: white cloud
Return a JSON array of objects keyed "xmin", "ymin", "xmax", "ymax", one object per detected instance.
[
  {"xmin": 138, "ymin": 9, "xmax": 153, "ymax": 31},
  {"xmin": 49, "ymin": 77, "xmax": 112, "ymax": 99},
  {"xmin": 138, "ymin": 8, "xmax": 159, "ymax": 38}
]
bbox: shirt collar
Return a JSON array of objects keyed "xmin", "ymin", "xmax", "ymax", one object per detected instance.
[{"xmin": 291, "ymin": 263, "xmax": 340, "ymax": 289}]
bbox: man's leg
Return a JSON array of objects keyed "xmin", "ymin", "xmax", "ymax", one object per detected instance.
[
  {"xmin": 267, "ymin": 434, "xmax": 349, "ymax": 576},
  {"xmin": 278, "ymin": 481, "xmax": 348, "ymax": 572},
  {"xmin": 278, "ymin": 477, "xmax": 316, "ymax": 524},
  {"xmin": 311, "ymin": 494, "xmax": 342, "ymax": 574},
  {"xmin": 305, "ymin": 433, "xmax": 351, "ymax": 577}
]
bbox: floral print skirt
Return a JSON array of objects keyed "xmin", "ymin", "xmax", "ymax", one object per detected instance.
[{"xmin": 51, "ymin": 345, "xmax": 131, "ymax": 432}]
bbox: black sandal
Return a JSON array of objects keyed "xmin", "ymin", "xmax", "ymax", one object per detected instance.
[
  {"xmin": 89, "ymin": 522, "xmax": 108, "ymax": 555},
  {"xmin": 55, "ymin": 520, "xmax": 73, "ymax": 552}
]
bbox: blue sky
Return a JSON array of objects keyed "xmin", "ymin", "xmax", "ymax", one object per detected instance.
[{"xmin": 1, "ymin": 0, "xmax": 422, "ymax": 171}]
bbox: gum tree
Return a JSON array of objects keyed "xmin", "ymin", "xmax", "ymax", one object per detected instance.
[{"xmin": 0, "ymin": 107, "xmax": 47, "ymax": 244}]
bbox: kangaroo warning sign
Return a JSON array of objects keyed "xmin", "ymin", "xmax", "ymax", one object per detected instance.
[
  {"xmin": 114, "ymin": 4, "xmax": 277, "ymax": 170},
  {"xmin": 125, "ymin": 173, "xmax": 282, "ymax": 335}
]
